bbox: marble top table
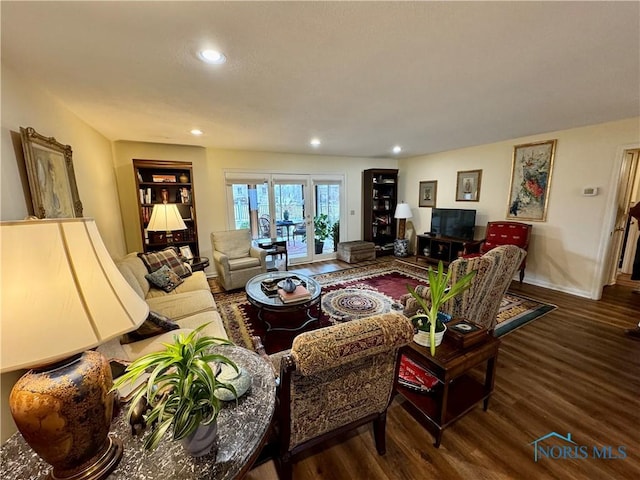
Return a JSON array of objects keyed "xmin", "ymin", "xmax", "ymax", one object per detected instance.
[{"xmin": 0, "ymin": 345, "xmax": 276, "ymax": 480}]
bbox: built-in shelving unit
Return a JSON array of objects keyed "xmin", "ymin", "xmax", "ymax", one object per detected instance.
[
  {"xmin": 133, "ymin": 159, "xmax": 199, "ymax": 255},
  {"xmin": 363, "ymin": 168, "xmax": 398, "ymax": 256}
]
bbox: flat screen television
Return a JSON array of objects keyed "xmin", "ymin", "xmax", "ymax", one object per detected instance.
[{"xmin": 430, "ymin": 208, "xmax": 476, "ymax": 241}]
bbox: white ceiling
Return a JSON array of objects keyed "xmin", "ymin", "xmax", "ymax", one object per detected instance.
[{"xmin": 2, "ymin": 1, "xmax": 639, "ymax": 159}]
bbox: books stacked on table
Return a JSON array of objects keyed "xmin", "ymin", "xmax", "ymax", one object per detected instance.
[
  {"xmin": 278, "ymin": 284, "xmax": 311, "ymax": 304},
  {"xmin": 260, "ymin": 279, "xmax": 279, "ymax": 297},
  {"xmin": 398, "ymin": 355, "xmax": 438, "ymax": 393}
]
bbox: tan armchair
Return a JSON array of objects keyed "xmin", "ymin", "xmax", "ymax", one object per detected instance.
[
  {"xmin": 210, "ymin": 229, "xmax": 267, "ymax": 290},
  {"xmin": 273, "ymin": 312, "xmax": 413, "ymax": 480}
]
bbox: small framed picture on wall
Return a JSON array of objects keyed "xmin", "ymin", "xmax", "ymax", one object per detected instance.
[
  {"xmin": 419, "ymin": 180, "xmax": 437, "ymax": 207},
  {"xmin": 456, "ymin": 169, "xmax": 482, "ymax": 202}
]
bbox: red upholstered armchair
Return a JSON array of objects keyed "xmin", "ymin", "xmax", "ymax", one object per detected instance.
[{"xmin": 465, "ymin": 221, "xmax": 532, "ymax": 283}]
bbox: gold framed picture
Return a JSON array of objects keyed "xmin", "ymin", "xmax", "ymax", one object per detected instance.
[
  {"xmin": 20, "ymin": 127, "xmax": 83, "ymax": 218},
  {"xmin": 419, "ymin": 180, "xmax": 437, "ymax": 208},
  {"xmin": 456, "ymin": 169, "xmax": 482, "ymax": 202},
  {"xmin": 507, "ymin": 139, "xmax": 557, "ymax": 221}
]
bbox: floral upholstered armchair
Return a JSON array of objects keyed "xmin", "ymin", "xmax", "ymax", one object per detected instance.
[
  {"xmin": 401, "ymin": 245, "xmax": 527, "ymax": 331},
  {"xmin": 400, "ymin": 254, "xmax": 497, "ymax": 326},
  {"xmin": 273, "ymin": 312, "xmax": 413, "ymax": 480}
]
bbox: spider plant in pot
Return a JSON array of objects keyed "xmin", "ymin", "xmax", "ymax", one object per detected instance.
[
  {"xmin": 112, "ymin": 324, "xmax": 238, "ymax": 457},
  {"xmin": 407, "ymin": 261, "xmax": 476, "ymax": 355}
]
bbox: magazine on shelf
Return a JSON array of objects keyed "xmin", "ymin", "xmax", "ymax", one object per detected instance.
[
  {"xmin": 398, "ymin": 355, "xmax": 438, "ymax": 392},
  {"xmin": 278, "ymin": 285, "xmax": 311, "ymax": 303}
]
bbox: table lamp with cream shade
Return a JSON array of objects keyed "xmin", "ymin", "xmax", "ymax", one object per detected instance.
[
  {"xmin": 146, "ymin": 202, "xmax": 187, "ymax": 244},
  {"xmin": 393, "ymin": 202, "xmax": 413, "ymax": 257},
  {"xmin": 1, "ymin": 218, "xmax": 149, "ymax": 480}
]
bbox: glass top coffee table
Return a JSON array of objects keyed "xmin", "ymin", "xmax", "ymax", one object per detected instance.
[{"xmin": 245, "ymin": 272, "xmax": 322, "ymax": 332}]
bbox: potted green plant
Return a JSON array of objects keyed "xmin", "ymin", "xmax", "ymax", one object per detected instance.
[
  {"xmin": 314, "ymin": 214, "xmax": 331, "ymax": 254},
  {"xmin": 112, "ymin": 324, "xmax": 238, "ymax": 456},
  {"xmin": 407, "ymin": 261, "xmax": 476, "ymax": 355},
  {"xmin": 331, "ymin": 219, "xmax": 340, "ymax": 252}
]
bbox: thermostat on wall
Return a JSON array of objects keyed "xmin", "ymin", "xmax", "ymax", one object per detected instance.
[{"xmin": 582, "ymin": 187, "xmax": 598, "ymax": 196}]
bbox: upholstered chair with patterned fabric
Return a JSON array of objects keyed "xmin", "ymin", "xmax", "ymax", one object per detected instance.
[
  {"xmin": 399, "ymin": 255, "xmax": 498, "ymax": 324},
  {"xmin": 465, "ymin": 221, "xmax": 532, "ymax": 283},
  {"xmin": 210, "ymin": 229, "xmax": 267, "ymax": 290},
  {"xmin": 473, "ymin": 244, "xmax": 527, "ymax": 331},
  {"xmin": 274, "ymin": 312, "xmax": 413, "ymax": 480}
]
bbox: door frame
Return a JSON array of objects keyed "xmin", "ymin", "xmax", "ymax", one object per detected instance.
[{"xmin": 596, "ymin": 143, "xmax": 640, "ymax": 298}]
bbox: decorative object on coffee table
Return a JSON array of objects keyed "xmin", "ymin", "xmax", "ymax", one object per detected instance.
[
  {"xmin": 19, "ymin": 126, "xmax": 83, "ymax": 218},
  {"xmin": 1, "ymin": 218, "xmax": 150, "ymax": 480},
  {"xmin": 245, "ymin": 272, "xmax": 321, "ymax": 331}
]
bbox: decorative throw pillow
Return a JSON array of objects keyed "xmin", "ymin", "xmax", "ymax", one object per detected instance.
[
  {"xmin": 120, "ymin": 310, "xmax": 180, "ymax": 344},
  {"xmin": 145, "ymin": 265, "xmax": 184, "ymax": 292},
  {"xmin": 138, "ymin": 247, "xmax": 192, "ymax": 278}
]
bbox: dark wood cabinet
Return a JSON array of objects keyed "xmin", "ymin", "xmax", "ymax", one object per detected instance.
[
  {"xmin": 416, "ymin": 234, "xmax": 480, "ymax": 266},
  {"xmin": 363, "ymin": 168, "xmax": 398, "ymax": 256},
  {"xmin": 133, "ymin": 159, "xmax": 199, "ymax": 255}
]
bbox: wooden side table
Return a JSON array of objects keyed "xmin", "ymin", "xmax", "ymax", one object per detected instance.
[
  {"xmin": 256, "ymin": 237, "xmax": 288, "ymax": 271},
  {"xmin": 186, "ymin": 256, "xmax": 209, "ymax": 272},
  {"xmin": 395, "ymin": 332, "xmax": 500, "ymax": 447}
]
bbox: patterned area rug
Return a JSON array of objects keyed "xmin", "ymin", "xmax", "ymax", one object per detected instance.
[
  {"xmin": 213, "ymin": 259, "xmax": 427, "ymax": 353},
  {"xmin": 322, "ymin": 288, "xmax": 401, "ymax": 322},
  {"xmin": 211, "ymin": 259, "xmax": 556, "ymax": 352},
  {"xmin": 495, "ymin": 292, "xmax": 557, "ymax": 336}
]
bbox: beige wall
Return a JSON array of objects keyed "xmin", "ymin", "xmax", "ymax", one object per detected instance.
[
  {"xmin": 114, "ymin": 141, "xmax": 396, "ymax": 270},
  {"xmin": 398, "ymin": 117, "xmax": 640, "ymax": 298},
  {"xmin": 1, "ymin": 65, "xmax": 127, "ymax": 441}
]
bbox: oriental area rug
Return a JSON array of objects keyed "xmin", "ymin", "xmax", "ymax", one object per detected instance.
[{"xmin": 210, "ymin": 260, "xmax": 556, "ymax": 354}]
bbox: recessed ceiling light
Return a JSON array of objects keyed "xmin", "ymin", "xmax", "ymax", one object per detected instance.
[
  {"xmin": 310, "ymin": 138, "xmax": 321, "ymax": 148},
  {"xmin": 198, "ymin": 49, "xmax": 226, "ymax": 65},
  {"xmin": 190, "ymin": 129, "xmax": 203, "ymax": 136},
  {"xmin": 392, "ymin": 145, "xmax": 402, "ymax": 154}
]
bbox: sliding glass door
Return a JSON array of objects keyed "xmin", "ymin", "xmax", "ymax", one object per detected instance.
[{"xmin": 226, "ymin": 172, "xmax": 343, "ymax": 265}]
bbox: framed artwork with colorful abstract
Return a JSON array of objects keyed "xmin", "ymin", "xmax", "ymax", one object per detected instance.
[{"xmin": 507, "ymin": 139, "xmax": 557, "ymax": 221}]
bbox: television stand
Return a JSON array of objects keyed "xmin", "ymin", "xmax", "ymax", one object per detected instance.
[{"xmin": 416, "ymin": 234, "xmax": 481, "ymax": 266}]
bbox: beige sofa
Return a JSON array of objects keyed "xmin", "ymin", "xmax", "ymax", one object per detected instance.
[{"xmin": 97, "ymin": 253, "xmax": 228, "ymax": 362}]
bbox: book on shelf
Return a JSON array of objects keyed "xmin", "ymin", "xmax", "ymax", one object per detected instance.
[
  {"xmin": 398, "ymin": 355, "xmax": 438, "ymax": 392},
  {"xmin": 278, "ymin": 285, "xmax": 311, "ymax": 303}
]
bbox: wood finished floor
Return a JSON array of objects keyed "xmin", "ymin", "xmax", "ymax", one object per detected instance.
[{"xmin": 244, "ymin": 258, "xmax": 640, "ymax": 480}]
